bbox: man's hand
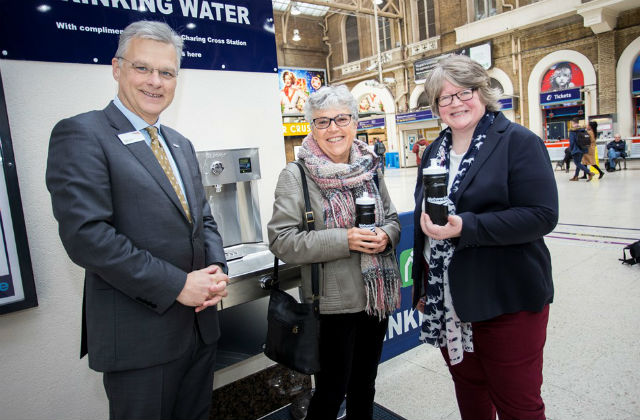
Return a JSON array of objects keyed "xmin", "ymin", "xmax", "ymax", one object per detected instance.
[
  {"xmin": 420, "ymin": 212, "xmax": 463, "ymax": 240},
  {"xmin": 177, "ymin": 265, "xmax": 229, "ymax": 312},
  {"xmin": 347, "ymin": 227, "xmax": 390, "ymax": 254}
]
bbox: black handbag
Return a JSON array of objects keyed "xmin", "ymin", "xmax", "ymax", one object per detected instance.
[
  {"xmin": 620, "ymin": 240, "xmax": 640, "ymax": 265},
  {"xmin": 263, "ymin": 162, "xmax": 321, "ymax": 375}
]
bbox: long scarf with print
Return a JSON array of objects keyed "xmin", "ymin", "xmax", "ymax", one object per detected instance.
[
  {"xmin": 419, "ymin": 111, "xmax": 497, "ymax": 365},
  {"xmin": 297, "ymin": 133, "xmax": 400, "ymax": 319}
]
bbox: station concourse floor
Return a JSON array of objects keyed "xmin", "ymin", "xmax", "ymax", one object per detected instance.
[{"xmin": 374, "ymin": 160, "xmax": 640, "ymax": 420}]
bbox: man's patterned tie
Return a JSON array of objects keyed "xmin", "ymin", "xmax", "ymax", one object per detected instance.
[{"xmin": 144, "ymin": 126, "xmax": 192, "ymax": 223}]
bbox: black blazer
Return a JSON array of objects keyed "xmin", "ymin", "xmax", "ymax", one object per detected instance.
[
  {"xmin": 46, "ymin": 102, "xmax": 227, "ymax": 372},
  {"xmin": 412, "ymin": 112, "xmax": 558, "ymax": 322}
]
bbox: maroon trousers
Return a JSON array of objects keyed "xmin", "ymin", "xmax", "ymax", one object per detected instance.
[{"xmin": 440, "ymin": 305, "xmax": 549, "ymax": 420}]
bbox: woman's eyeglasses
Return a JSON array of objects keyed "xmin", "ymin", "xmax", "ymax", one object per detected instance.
[
  {"xmin": 312, "ymin": 114, "xmax": 353, "ymax": 129},
  {"xmin": 436, "ymin": 88, "xmax": 476, "ymax": 107}
]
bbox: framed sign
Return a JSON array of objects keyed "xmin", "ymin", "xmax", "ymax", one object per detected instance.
[
  {"xmin": 0, "ymin": 1, "xmax": 277, "ymax": 73},
  {"xmin": 0, "ymin": 70, "xmax": 37, "ymax": 315}
]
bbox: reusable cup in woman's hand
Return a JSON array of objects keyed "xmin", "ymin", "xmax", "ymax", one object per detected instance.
[
  {"xmin": 423, "ymin": 158, "xmax": 448, "ymax": 226},
  {"xmin": 355, "ymin": 193, "xmax": 376, "ymax": 232}
]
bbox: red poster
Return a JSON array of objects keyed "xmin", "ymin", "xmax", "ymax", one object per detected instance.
[{"xmin": 540, "ymin": 62, "xmax": 584, "ymax": 92}]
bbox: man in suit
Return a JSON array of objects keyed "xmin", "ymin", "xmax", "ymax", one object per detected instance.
[{"xmin": 46, "ymin": 21, "xmax": 228, "ymax": 420}]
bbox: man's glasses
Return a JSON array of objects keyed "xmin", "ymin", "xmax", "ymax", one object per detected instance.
[
  {"xmin": 117, "ymin": 57, "xmax": 178, "ymax": 80},
  {"xmin": 312, "ymin": 114, "xmax": 353, "ymax": 129},
  {"xmin": 436, "ymin": 88, "xmax": 476, "ymax": 107}
]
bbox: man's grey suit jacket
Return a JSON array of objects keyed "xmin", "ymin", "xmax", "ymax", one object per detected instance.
[{"xmin": 46, "ymin": 102, "xmax": 227, "ymax": 373}]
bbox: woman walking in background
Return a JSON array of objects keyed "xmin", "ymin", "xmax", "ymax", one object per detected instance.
[
  {"xmin": 569, "ymin": 118, "xmax": 592, "ymax": 181},
  {"xmin": 583, "ymin": 120, "xmax": 605, "ymax": 180}
]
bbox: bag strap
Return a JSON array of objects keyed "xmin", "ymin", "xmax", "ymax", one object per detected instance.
[
  {"xmin": 292, "ymin": 161, "xmax": 320, "ymax": 316},
  {"xmin": 268, "ymin": 162, "xmax": 320, "ymax": 316},
  {"xmin": 293, "ymin": 161, "xmax": 315, "ymax": 231}
]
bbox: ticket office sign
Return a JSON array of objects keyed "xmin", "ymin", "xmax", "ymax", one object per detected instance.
[{"xmin": 0, "ymin": 0, "xmax": 277, "ymax": 73}]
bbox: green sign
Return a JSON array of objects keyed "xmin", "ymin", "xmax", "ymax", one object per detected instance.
[{"xmin": 399, "ymin": 248, "xmax": 414, "ymax": 288}]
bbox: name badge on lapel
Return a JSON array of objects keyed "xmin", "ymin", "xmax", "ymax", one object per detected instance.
[{"xmin": 118, "ymin": 131, "xmax": 146, "ymax": 145}]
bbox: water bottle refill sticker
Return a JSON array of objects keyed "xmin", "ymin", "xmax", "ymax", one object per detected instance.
[
  {"xmin": 356, "ymin": 193, "xmax": 376, "ymax": 232},
  {"xmin": 423, "ymin": 158, "xmax": 449, "ymax": 226}
]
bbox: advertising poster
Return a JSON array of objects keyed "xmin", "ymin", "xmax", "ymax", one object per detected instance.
[
  {"xmin": 278, "ymin": 67, "xmax": 326, "ymax": 114},
  {"xmin": 0, "ymin": 137, "xmax": 33, "ymax": 311},
  {"xmin": 358, "ymin": 93, "xmax": 385, "ymax": 113},
  {"xmin": 0, "ymin": 72, "xmax": 37, "ymax": 314},
  {"xmin": 0, "ymin": 176, "xmax": 18, "ymax": 303},
  {"xmin": 541, "ymin": 62, "xmax": 584, "ymax": 92},
  {"xmin": 0, "ymin": 0, "xmax": 277, "ymax": 73}
]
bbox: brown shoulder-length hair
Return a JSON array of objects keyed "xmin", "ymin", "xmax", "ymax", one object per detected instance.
[{"xmin": 423, "ymin": 55, "xmax": 501, "ymax": 117}]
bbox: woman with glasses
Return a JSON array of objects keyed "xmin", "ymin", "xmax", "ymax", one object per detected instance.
[
  {"xmin": 411, "ymin": 55, "xmax": 558, "ymax": 420},
  {"xmin": 268, "ymin": 85, "xmax": 401, "ymax": 420}
]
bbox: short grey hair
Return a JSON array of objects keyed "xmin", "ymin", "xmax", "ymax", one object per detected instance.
[
  {"xmin": 304, "ymin": 85, "xmax": 359, "ymax": 124},
  {"xmin": 423, "ymin": 55, "xmax": 501, "ymax": 117},
  {"xmin": 115, "ymin": 21, "xmax": 184, "ymax": 69}
]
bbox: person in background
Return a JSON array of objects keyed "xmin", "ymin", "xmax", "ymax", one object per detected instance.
[
  {"xmin": 374, "ymin": 137, "xmax": 386, "ymax": 174},
  {"xmin": 412, "ymin": 135, "xmax": 428, "ymax": 166},
  {"xmin": 46, "ymin": 21, "xmax": 228, "ymax": 420},
  {"xmin": 606, "ymin": 133, "xmax": 627, "ymax": 172},
  {"xmin": 569, "ymin": 118, "xmax": 592, "ymax": 181},
  {"xmin": 562, "ymin": 146, "xmax": 572, "ymax": 173},
  {"xmin": 582, "ymin": 120, "xmax": 604, "ymax": 180},
  {"xmin": 412, "ymin": 55, "xmax": 558, "ymax": 420},
  {"xmin": 268, "ymin": 85, "xmax": 401, "ymax": 420}
]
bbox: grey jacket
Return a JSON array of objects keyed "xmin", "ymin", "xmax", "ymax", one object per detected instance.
[
  {"xmin": 46, "ymin": 102, "xmax": 226, "ymax": 372},
  {"xmin": 267, "ymin": 161, "xmax": 401, "ymax": 314}
]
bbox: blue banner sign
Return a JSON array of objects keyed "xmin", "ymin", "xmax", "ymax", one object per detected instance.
[
  {"xmin": 499, "ymin": 97, "xmax": 513, "ymax": 110},
  {"xmin": 381, "ymin": 211, "xmax": 423, "ymax": 362},
  {"xmin": 0, "ymin": 0, "xmax": 277, "ymax": 73},
  {"xmin": 540, "ymin": 88, "xmax": 581, "ymax": 106},
  {"xmin": 633, "ymin": 78, "xmax": 640, "ymax": 95},
  {"xmin": 358, "ymin": 117, "xmax": 385, "ymax": 130},
  {"xmin": 396, "ymin": 110, "xmax": 435, "ymax": 124}
]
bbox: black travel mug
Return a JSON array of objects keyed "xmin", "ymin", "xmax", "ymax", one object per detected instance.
[
  {"xmin": 423, "ymin": 159, "xmax": 449, "ymax": 226},
  {"xmin": 355, "ymin": 193, "xmax": 376, "ymax": 232}
]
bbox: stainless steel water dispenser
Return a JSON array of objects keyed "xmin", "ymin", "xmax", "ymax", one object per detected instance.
[
  {"xmin": 197, "ymin": 148, "xmax": 301, "ymax": 379},
  {"xmin": 197, "ymin": 147, "xmax": 263, "ymax": 248}
]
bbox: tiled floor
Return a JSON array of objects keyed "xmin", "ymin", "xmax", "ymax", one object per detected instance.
[{"xmin": 375, "ymin": 161, "xmax": 640, "ymax": 420}]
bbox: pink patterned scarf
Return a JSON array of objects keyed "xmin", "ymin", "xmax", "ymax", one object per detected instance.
[{"xmin": 298, "ymin": 133, "xmax": 400, "ymax": 318}]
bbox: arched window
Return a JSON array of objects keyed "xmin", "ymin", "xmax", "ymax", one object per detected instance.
[
  {"xmin": 345, "ymin": 15, "xmax": 360, "ymax": 62},
  {"xmin": 416, "ymin": 0, "xmax": 436, "ymax": 40},
  {"xmin": 489, "ymin": 78, "xmax": 504, "ymax": 95},
  {"xmin": 417, "ymin": 90, "xmax": 429, "ymax": 109}
]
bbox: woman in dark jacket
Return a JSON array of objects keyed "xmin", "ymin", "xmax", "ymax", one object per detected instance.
[
  {"xmin": 569, "ymin": 118, "xmax": 592, "ymax": 181},
  {"xmin": 412, "ymin": 55, "xmax": 558, "ymax": 420}
]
